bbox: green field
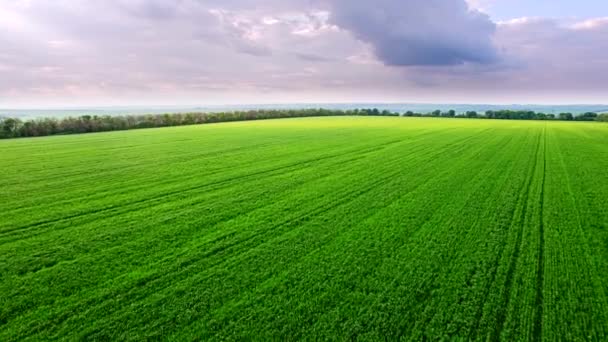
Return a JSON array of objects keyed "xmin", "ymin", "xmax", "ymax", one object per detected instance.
[{"xmin": 1, "ymin": 117, "xmax": 607, "ymax": 340}]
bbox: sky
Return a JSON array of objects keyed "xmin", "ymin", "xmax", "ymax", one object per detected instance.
[
  {"xmin": 476, "ymin": 0, "xmax": 608, "ymax": 20},
  {"xmin": 0, "ymin": 0, "xmax": 607, "ymax": 107}
]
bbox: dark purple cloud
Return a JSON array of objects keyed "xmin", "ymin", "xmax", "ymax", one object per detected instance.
[{"xmin": 327, "ymin": 0, "xmax": 498, "ymax": 66}]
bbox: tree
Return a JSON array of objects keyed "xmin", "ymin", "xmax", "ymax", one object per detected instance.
[
  {"xmin": 0, "ymin": 108, "xmax": 605, "ymax": 140},
  {"xmin": 442, "ymin": 110, "xmax": 456, "ymax": 118},
  {"xmin": 575, "ymin": 112, "xmax": 598, "ymax": 121},
  {"xmin": 1, "ymin": 117, "xmax": 22, "ymax": 138}
]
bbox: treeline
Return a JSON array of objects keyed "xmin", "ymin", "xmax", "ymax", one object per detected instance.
[
  {"xmin": 1, "ymin": 108, "xmax": 607, "ymax": 139},
  {"xmin": 403, "ymin": 109, "xmax": 607, "ymax": 122}
]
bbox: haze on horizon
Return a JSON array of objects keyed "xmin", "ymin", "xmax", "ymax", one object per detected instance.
[{"xmin": 1, "ymin": 0, "xmax": 607, "ymax": 107}]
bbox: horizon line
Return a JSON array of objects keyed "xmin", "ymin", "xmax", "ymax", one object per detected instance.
[{"xmin": 2, "ymin": 102, "xmax": 608, "ymax": 111}]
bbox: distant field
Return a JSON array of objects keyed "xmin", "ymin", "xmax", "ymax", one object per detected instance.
[{"xmin": 1, "ymin": 117, "xmax": 607, "ymax": 340}]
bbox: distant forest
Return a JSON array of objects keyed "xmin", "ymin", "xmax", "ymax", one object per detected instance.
[{"xmin": 1, "ymin": 108, "xmax": 607, "ymax": 139}]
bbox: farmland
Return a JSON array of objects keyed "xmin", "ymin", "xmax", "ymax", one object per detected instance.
[{"xmin": 1, "ymin": 116, "xmax": 607, "ymax": 340}]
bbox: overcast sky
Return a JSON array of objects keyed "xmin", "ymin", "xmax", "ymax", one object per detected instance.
[{"xmin": 1, "ymin": 0, "xmax": 607, "ymax": 107}]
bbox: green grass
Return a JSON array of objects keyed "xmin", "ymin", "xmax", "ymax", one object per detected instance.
[{"xmin": 1, "ymin": 116, "xmax": 607, "ymax": 340}]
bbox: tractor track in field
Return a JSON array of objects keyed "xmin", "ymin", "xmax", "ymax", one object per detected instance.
[
  {"xmin": 5, "ymin": 128, "xmax": 496, "ymax": 337},
  {"xmin": 492, "ymin": 129, "xmax": 543, "ymax": 341},
  {"xmin": 7, "ymin": 143, "xmax": 413, "ymax": 338},
  {"xmin": 1, "ymin": 128, "xmax": 450, "ymax": 236},
  {"xmin": 8, "ymin": 119, "xmax": 603, "ymax": 341},
  {"xmin": 532, "ymin": 125, "xmax": 547, "ymax": 341},
  {"xmin": 87, "ymin": 127, "xmax": 502, "ymax": 338},
  {"xmin": 0, "ymin": 139, "xmax": 405, "ymax": 241},
  {"xmin": 0, "ymin": 127, "xmax": 480, "ymax": 243}
]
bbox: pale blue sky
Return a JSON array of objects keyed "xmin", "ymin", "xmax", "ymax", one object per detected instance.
[{"xmin": 483, "ymin": 0, "xmax": 608, "ymax": 20}]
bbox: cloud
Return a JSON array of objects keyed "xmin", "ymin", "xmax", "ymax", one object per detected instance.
[
  {"xmin": 400, "ymin": 16, "xmax": 608, "ymax": 103},
  {"xmin": 115, "ymin": 0, "xmax": 185, "ymax": 19},
  {"xmin": 571, "ymin": 17, "xmax": 608, "ymax": 30},
  {"xmin": 493, "ymin": 17, "xmax": 608, "ymax": 91},
  {"xmin": 0, "ymin": 0, "xmax": 607, "ymax": 106},
  {"xmin": 326, "ymin": 0, "xmax": 498, "ymax": 66},
  {"xmin": 207, "ymin": 9, "xmax": 273, "ymax": 56},
  {"xmin": 294, "ymin": 52, "xmax": 335, "ymax": 62}
]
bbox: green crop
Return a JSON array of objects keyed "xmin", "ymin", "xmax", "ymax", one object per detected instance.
[{"xmin": 1, "ymin": 117, "xmax": 607, "ymax": 340}]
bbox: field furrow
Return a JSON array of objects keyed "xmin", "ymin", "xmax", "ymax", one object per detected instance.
[{"xmin": 0, "ymin": 117, "xmax": 606, "ymax": 340}]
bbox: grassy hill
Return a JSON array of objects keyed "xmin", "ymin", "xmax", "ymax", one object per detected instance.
[{"xmin": 1, "ymin": 117, "xmax": 607, "ymax": 340}]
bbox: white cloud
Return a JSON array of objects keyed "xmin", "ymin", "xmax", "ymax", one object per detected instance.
[{"xmin": 571, "ymin": 17, "xmax": 608, "ymax": 30}]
